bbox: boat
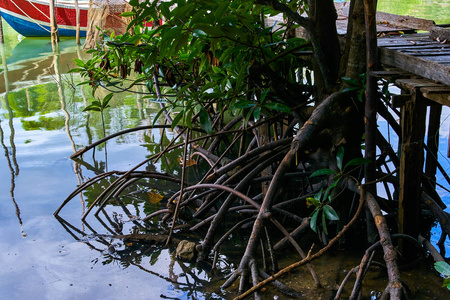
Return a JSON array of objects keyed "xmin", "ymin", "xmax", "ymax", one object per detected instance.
[{"xmin": 0, "ymin": 0, "xmax": 89, "ymax": 37}]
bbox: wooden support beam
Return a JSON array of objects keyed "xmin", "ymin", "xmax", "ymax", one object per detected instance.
[
  {"xmin": 391, "ymin": 94, "xmax": 411, "ymax": 108},
  {"xmin": 398, "ymin": 91, "xmax": 426, "ymax": 257},
  {"xmin": 421, "ymin": 86, "xmax": 450, "ymax": 106}
]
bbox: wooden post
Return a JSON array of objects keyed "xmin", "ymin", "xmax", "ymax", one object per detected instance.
[
  {"xmin": 363, "ymin": 0, "xmax": 378, "ymax": 244},
  {"xmin": 0, "ymin": 12, "xmax": 4, "ymax": 44},
  {"xmin": 363, "ymin": 0, "xmax": 378, "ymax": 185},
  {"xmin": 49, "ymin": 0, "xmax": 60, "ymax": 44},
  {"xmin": 75, "ymin": 0, "xmax": 81, "ymax": 44},
  {"xmin": 398, "ymin": 91, "xmax": 426, "ymax": 258}
]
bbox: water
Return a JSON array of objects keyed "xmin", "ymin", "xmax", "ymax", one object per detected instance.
[
  {"xmin": 1, "ymin": 2, "xmax": 450, "ymax": 299},
  {"xmin": 0, "ymin": 29, "xmax": 221, "ymax": 299}
]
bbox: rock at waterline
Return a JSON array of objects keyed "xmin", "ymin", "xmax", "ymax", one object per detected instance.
[{"xmin": 176, "ymin": 240, "xmax": 197, "ymax": 261}]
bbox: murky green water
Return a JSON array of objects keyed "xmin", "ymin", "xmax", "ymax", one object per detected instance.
[{"xmin": 1, "ymin": 2, "xmax": 450, "ymax": 299}]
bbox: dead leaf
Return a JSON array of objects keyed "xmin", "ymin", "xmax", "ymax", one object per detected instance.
[
  {"xmin": 148, "ymin": 190, "xmax": 164, "ymax": 204},
  {"xmin": 177, "ymin": 157, "xmax": 197, "ymax": 166}
]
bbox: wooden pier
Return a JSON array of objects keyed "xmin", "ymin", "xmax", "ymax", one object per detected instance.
[
  {"xmin": 268, "ymin": 2, "xmax": 450, "ymax": 252},
  {"xmin": 350, "ymin": 7, "xmax": 450, "ymax": 248}
]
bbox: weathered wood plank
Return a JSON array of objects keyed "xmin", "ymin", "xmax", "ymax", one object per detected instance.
[
  {"xmin": 376, "ymin": 11, "xmax": 435, "ymax": 31},
  {"xmin": 381, "ymin": 47, "xmax": 450, "ymax": 86},
  {"xmin": 370, "ymin": 70, "xmax": 411, "ymax": 78},
  {"xmin": 421, "ymin": 87, "xmax": 450, "ymax": 106},
  {"xmin": 385, "ymin": 44, "xmax": 450, "ymax": 51},
  {"xmin": 429, "ymin": 26, "xmax": 450, "ymax": 42},
  {"xmin": 400, "ymin": 51, "xmax": 450, "ymax": 57},
  {"xmin": 395, "ymin": 78, "xmax": 443, "ymax": 90},
  {"xmin": 420, "ymin": 86, "xmax": 450, "ymax": 93},
  {"xmin": 378, "ymin": 38, "xmax": 436, "ymax": 47}
]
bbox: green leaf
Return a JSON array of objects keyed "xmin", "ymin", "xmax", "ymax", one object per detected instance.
[
  {"xmin": 336, "ymin": 147, "xmax": 344, "ymax": 171},
  {"xmin": 185, "ymin": 108, "xmax": 193, "ymax": 129},
  {"xmin": 341, "ymin": 76, "xmax": 360, "ymax": 86},
  {"xmin": 214, "ymin": 2, "xmax": 229, "ymax": 22},
  {"xmin": 314, "ymin": 188, "xmax": 323, "ymax": 201},
  {"xmin": 212, "ymin": 66, "xmax": 222, "ymax": 73},
  {"xmin": 310, "ymin": 168, "xmax": 335, "ymax": 178},
  {"xmin": 172, "ymin": 3, "xmax": 195, "ymax": 20},
  {"xmin": 306, "ymin": 197, "xmax": 320, "ymax": 207},
  {"xmin": 119, "ymin": 11, "xmax": 135, "ymax": 17},
  {"xmin": 233, "ymin": 100, "xmax": 256, "ymax": 110},
  {"xmin": 73, "ymin": 58, "xmax": 85, "ymax": 67},
  {"xmin": 443, "ymin": 277, "xmax": 450, "ymax": 288},
  {"xmin": 193, "ymin": 29, "xmax": 207, "ymax": 37},
  {"xmin": 322, "ymin": 211, "xmax": 328, "ymax": 235},
  {"xmin": 68, "ymin": 68, "xmax": 84, "ymax": 73},
  {"xmin": 435, "ymin": 261, "xmax": 450, "ymax": 276},
  {"xmin": 171, "ymin": 110, "xmax": 184, "ymax": 130},
  {"xmin": 342, "ymin": 86, "xmax": 359, "ymax": 93},
  {"xmin": 174, "ymin": 32, "xmax": 189, "ymax": 54},
  {"xmin": 260, "ymin": 90, "xmax": 268, "ymax": 103},
  {"xmin": 159, "ymin": 2, "xmax": 171, "ymax": 19},
  {"xmin": 252, "ymin": 106, "xmax": 261, "ymax": 121},
  {"xmin": 199, "ymin": 107, "xmax": 212, "ymax": 134},
  {"xmin": 344, "ymin": 158, "xmax": 371, "ymax": 170},
  {"xmin": 263, "ymin": 102, "xmax": 290, "ymax": 113},
  {"xmin": 102, "ymin": 93, "xmax": 114, "ymax": 109},
  {"xmin": 152, "ymin": 107, "xmax": 165, "ymax": 127},
  {"xmin": 323, "ymin": 205, "xmax": 339, "ymax": 221},
  {"xmin": 83, "ymin": 105, "xmax": 101, "ymax": 112},
  {"xmin": 310, "ymin": 210, "xmax": 319, "ymax": 233}
]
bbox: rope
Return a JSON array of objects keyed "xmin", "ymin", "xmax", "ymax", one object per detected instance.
[
  {"xmin": 27, "ymin": 0, "xmax": 51, "ymax": 21},
  {"xmin": 9, "ymin": 0, "xmax": 51, "ymax": 32}
]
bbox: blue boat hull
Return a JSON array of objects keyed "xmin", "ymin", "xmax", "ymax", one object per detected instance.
[{"xmin": 0, "ymin": 11, "xmax": 86, "ymax": 37}]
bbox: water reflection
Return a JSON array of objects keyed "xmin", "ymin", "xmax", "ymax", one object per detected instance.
[
  {"xmin": 54, "ymin": 213, "xmax": 225, "ymax": 299},
  {"xmin": 0, "ymin": 32, "xmax": 221, "ymax": 299},
  {"xmin": 1, "ymin": 41, "xmax": 25, "ymax": 238}
]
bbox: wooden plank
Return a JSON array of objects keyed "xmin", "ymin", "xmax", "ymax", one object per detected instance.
[
  {"xmin": 381, "ymin": 47, "xmax": 450, "ymax": 86},
  {"xmin": 429, "ymin": 26, "xmax": 450, "ymax": 42},
  {"xmin": 421, "ymin": 87, "xmax": 450, "ymax": 106},
  {"xmin": 420, "ymin": 86, "xmax": 450, "ymax": 93},
  {"xmin": 395, "ymin": 78, "xmax": 443, "ymax": 90},
  {"xmin": 370, "ymin": 70, "xmax": 411, "ymax": 78},
  {"xmin": 408, "ymin": 57, "xmax": 450, "ymax": 64},
  {"xmin": 378, "ymin": 38, "xmax": 436, "ymax": 47},
  {"xmin": 384, "ymin": 44, "xmax": 450, "ymax": 51},
  {"xmin": 376, "ymin": 11, "xmax": 436, "ymax": 31},
  {"xmin": 400, "ymin": 52, "xmax": 450, "ymax": 57}
]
